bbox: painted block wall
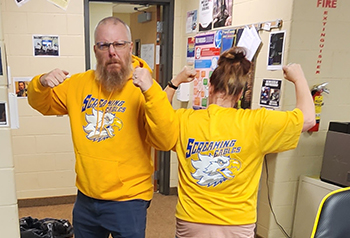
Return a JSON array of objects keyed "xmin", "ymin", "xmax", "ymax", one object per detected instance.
[{"xmin": 1, "ymin": 0, "xmax": 85, "ymax": 199}]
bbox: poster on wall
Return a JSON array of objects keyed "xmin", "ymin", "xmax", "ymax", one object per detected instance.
[
  {"xmin": 212, "ymin": 0, "xmax": 233, "ymax": 28},
  {"xmin": 186, "ymin": 10, "xmax": 198, "ymax": 33},
  {"xmin": 259, "ymin": 79, "xmax": 282, "ymax": 108},
  {"xmin": 198, "ymin": 0, "xmax": 213, "ymax": 32},
  {"xmin": 193, "ymin": 31, "xmax": 222, "ymax": 109},
  {"xmin": 0, "ymin": 101, "xmax": 8, "ymax": 127},
  {"xmin": 221, "ymin": 28, "xmax": 236, "ymax": 52},
  {"xmin": 33, "ymin": 35, "xmax": 60, "ymax": 57},
  {"xmin": 267, "ymin": 30, "xmax": 286, "ymax": 71},
  {"xmin": 13, "ymin": 77, "xmax": 32, "ymax": 98},
  {"xmin": 187, "ymin": 37, "xmax": 196, "ymax": 66}
]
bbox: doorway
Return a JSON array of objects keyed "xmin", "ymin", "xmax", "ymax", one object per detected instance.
[{"xmin": 83, "ymin": 0, "xmax": 175, "ymax": 195}]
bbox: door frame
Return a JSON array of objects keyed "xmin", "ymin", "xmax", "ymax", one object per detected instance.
[{"xmin": 83, "ymin": 0, "xmax": 175, "ymax": 195}]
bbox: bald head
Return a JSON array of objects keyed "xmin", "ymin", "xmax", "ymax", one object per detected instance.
[{"xmin": 94, "ymin": 17, "xmax": 132, "ymax": 43}]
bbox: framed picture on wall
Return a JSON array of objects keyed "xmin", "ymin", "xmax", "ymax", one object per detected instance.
[
  {"xmin": 267, "ymin": 30, "xmax": 286, "ymax": 71},
  {"xmin": 0, "ymin": 101, "xmax": 8, "ymax": 127},
  {"xmin": 13, "ymin": 77, "xmax": 32, "ymax": 98}
]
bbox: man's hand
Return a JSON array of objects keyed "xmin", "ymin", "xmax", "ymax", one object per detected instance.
[
  {"xmin": 132, "ymin": 67, "xmax": 153, "ymax": 92},
  {"xmin": 40, "ymin": 68, "xmax": 69, "ymax": 88}
]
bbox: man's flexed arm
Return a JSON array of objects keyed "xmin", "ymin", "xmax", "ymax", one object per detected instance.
[
  {"xmin": 28, "ymin": 69, "xmax": 70, "ymax": 115},
  {"xmin": 40, "ymin": 68, "xmax": 70, "ymax": 88}
]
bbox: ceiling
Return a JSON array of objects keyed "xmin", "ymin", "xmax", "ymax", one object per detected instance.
[{"xmin": 112, "ymin": 3, "xmax": 151, "ymax": 13}]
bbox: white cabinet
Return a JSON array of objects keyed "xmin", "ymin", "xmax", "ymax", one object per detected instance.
[{"xmin": 292, "ymin": 175, "xmax": 341, "ymax": 238}]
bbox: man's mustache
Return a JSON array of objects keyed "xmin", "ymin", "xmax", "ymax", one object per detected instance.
[{"xmin": 106, "ymin": 60, "xmax": 121, "ymax": 65}]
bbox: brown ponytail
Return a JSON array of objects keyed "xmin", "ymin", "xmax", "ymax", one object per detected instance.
[{"xmin": 210, "ymin": 47, "xmax": 251, "ymax": 98}]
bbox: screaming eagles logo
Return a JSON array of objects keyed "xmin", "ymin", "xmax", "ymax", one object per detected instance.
[
  {"xmin": 82, "ymin": 95, "xmax": 126, "ymax": 142},
  {"xmin": 192, "ymin": 153, "xmax": 241, "ymax": 187},
  {"xmin": 83, "ymin": 108, "xmax": 123, "ymax": 142}
]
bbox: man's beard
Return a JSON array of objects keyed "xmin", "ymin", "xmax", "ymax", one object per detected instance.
[{"xmin": 95, "ymin": 54, "xmax": 133, "ymax": 92}]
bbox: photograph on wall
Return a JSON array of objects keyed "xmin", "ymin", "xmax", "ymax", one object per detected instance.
[
  {"xmin": 14, "ymin": 0, "xmax": 30, "ymax": 7},
  {"xmin": 212, "ymin": 0, "xmax": 233, "ymax": 29},
  {"xmin": 0, "ymin": 101, "xmax": 8, "ymax": 126},
  {"xmin": 198, "ymin": 0, "xmax": 213, "ymax": 32},
  {"xmin": 186, "ymin": 10, "xmax": 198, "ymax": 33},
  {"xmin": 33, "ymin": 35, "xmax": 60, "ymax": 57},
  {"xmin": 259, "ymin": 79, "xmax": 282, "ymax": 108},
  {"xmin": 193, "ymin": 31, "xmax": 221, "ymax": 109},
  {"xmin": 13, "ymin": 77, "xmax": 31, "ymax": 98},
  {"xmin": 267, "ymin": 30, "xmax": 286, "ymax": 70}
]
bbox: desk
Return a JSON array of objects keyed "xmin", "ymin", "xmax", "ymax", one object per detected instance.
[{"xmin": 292, "ymin": 175, "xmax": 341, "ymax": 238}]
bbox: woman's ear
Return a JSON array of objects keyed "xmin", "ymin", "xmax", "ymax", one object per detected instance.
[
  {"xmin": 208, "ymin": 83, "xmax": 214, "ymax": 96},
  {"xmin": 238, "ymin": 89, "xmax": 244, "ymax": 100},
  {"xmin": 235, "ymin": 89, "xmax": 244, "ymax": 103}
]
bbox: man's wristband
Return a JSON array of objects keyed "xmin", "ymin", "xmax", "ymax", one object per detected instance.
[{"xmin": 168, "ymin": 80, "xmax": 178, "ymax": 90}]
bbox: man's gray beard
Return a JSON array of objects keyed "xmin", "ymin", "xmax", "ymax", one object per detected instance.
[{"xmin": 95, "ymin": 57, "xmax": 133, "ymax": 92}]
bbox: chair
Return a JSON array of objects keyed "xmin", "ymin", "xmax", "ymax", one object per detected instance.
[{"xmin": 310, "ymin": 186, "xmax": 350, "ymax": 238}]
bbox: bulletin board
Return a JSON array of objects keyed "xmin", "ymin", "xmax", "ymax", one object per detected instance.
[{"xmin": 190, "ymin": 19, "xmax": 283, "ymax": 110}]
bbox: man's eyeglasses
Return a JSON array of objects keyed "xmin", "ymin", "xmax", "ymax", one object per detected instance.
[{"xmin": 95, "ymin": 41, "xmax": 131, "ymax": 51}]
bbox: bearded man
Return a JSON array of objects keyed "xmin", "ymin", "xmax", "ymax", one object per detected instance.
[{"xmin": 27, "ymin": 17, "xmax": 178, "ymax": 238}]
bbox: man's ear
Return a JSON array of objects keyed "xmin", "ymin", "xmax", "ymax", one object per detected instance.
[{"xmin": 129, "ymin": 42, "xmax": 134, "ymax": 54}]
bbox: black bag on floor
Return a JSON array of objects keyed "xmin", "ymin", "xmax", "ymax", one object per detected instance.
[{"xmin": 20, "ymin": 216, "xmax": 74, "ymax": 238}]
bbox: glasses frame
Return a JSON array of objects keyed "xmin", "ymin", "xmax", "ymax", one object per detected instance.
[{"xmin": 95, "ymin": 40, "xmax": 131, "ymax": 51}]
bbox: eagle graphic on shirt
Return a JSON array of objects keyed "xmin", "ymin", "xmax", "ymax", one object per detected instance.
[
  {"xmin": 191, "ymin": 153, "xmax": 241, "ymax": 187},
  {"xmin": 83, "ymin": 108, "xmax": 123, "ymax": 142}
]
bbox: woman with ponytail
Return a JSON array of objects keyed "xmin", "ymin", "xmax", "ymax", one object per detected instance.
[{"xmin": 163, "ymin": 47, "xmax": 315, "ymax": 237}]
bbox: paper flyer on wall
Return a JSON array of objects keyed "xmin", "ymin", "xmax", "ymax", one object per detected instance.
[
  {"xmin": 186, "ymin": 10, "xmax": 198, "ymax": 33},
  {"xmin": 236, "ymin": 26, "xmax": 261, "ymax": 61},
  {"xmin": 259, "ymin": 79, "xmax": 282, "ymax": 108},
  {"xmin": 193, "ymin": 31, "xmax": 222, "ymax": 109},
  {"xmin": 141, "ymin": 44, "xmax": 155, "ymax": 70},
  {"xmin": 198, "ymin": 0, "xmax": 213, "ymax": 31},
  {"xmin": 212, "ymin": 0, "xmax": 233, "ymax": 29},
  {"xmin": 267, "ymin": 30, "xmax": 286, "ymax": 71}
]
